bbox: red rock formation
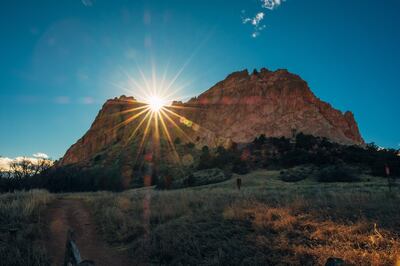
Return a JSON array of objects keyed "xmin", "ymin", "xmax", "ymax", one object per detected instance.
[
  {"xmin": 177, "ymin": 68, "xmax": 363, "ymax": 146},
  {"xmin": 58, "ymin": 68, "xmax": 363, "ymax": 166}
]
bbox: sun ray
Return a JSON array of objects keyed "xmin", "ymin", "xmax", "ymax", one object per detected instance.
[
  {"xmin": 167, "ymin": 104, "xmax": 199, "ymax": 111},
  {"xmin": 137, "ymin": 65, "xmax": 155, "ymax": 97},
  {"xmin": 122, "ymin": 69, "xmax": 153, "ymax": 100},
  {"xmin": 153, "ymin": 110, "xmax": 160, "ymax": 145},
  {"xmin": 135, "ymin": 110, "xmax": 155, "ymax": 162},
  {"xmin": 158, "ymin": 110, "xmax": 181, "ymax": 164},
  {"xmin": 151, "ymin": 57, "xmax": 158, "ymax": 96},
  {"xmin": 111, "ymin": 52, "xmax": 213, "ymax": 175},
  {"xmin": 160, "ymin": 108, "xmax": 194, "ymax": 143},
  {"xmin": 162, "ymin": 107, "xmax": 199, "ymax": 129},
  {"xmin": 125, "ymin": 109, "xmax": 153, "ymax": 144},
  {"xmin": 109, "ymin": 107, "xmax": 150, "ymax": 133},
  {"xmin": 162, "ymin": 80, "xmax": 193, "ymax": 100},
  {"xmin": 159, "ymin": 61, "xmax": 170, "ymax": 95},
  {"xmin": 117, "ymin": 105, "xmax": 149, "ymax": 115}
]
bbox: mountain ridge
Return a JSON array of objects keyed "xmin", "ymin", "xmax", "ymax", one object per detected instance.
[{"xmin": 58, "ymin": 68, "xmax": 364, "ymax": 167}]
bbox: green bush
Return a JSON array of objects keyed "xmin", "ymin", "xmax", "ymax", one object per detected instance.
[
  {"xmin": 161, "ymin": 168, "xmax": 228, "ymax": 189},
  {"xmin": 232, "ymin": 158, "xmax": 250, "ymax": 175},
  {"xmin": 279, "ymin": 167, "xmax": 310, "ymax": 182},
  {"xmin": 317, "ymin": 165, "xmax": 360, "ymax": 182},
  {"xmin": 280, "ymin": 172, "xmax": 307, "ymax": 182}
]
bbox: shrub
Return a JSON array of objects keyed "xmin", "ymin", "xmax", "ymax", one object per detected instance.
[
  {"xmin": 280, "ymin": 172, "xmax": 307, "ymax": 182},
  {"xmin": 317, "ymin": 165, "xmax": 359, "ymax": 182},
  {"xmin": 181, "ymin": 168, "xmax": 228, "ymax": 188},
  {"xmin": 0, "ymin": 190, "xmax": 52, "ymax": 265},
  {"xmin": 279, "ymin": 167, "xmax": 310, "ymax": 182},
  {"xmin": 232, "ymin": 158, "xmax": 250, "ymax": 175}
]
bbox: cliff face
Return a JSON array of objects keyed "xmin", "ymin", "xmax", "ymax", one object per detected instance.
[
  {"xmin": 59, "ymin": 68, "xmax": 363, "ymax": 166},
  {"xmin": 178, "ymin": 68, "xmax": 363, "ymax": 146},
  {"xmin": 59, "ymin": 96, "xmax": 145, "ymax": 166}
]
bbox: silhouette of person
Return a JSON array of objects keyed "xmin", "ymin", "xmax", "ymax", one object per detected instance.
[
  {"xmin": 385, "ymin": 164, "xmax": 390, "ymax": 177},
  {"xmin": 236, "ymin": 178, "xmax": 242, "ymax": 190}
]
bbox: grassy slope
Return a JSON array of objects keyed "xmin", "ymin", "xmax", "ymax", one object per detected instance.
[
  {"xmin": 0, "ymin": 190, "xmax": 53, "ymax": 266},
  {"xmin": 80, "ymin": 171, "xmax": 400, "ymax": 265}
]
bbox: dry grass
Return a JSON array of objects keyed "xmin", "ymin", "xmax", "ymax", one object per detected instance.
[
  {"xmin": 0, "ymin": 189, "xmax": 53, "ymax": 265},
  {"xmin": 224, "ymin": 200, "xmax": 399, "ymax": 265},
  {"xmin": 83, "ymin": 170, "xmax": 400, "ymax": 265}
]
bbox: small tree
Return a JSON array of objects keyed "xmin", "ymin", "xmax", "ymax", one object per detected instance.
[
  {"xmin": 198, "ymin": 146, "xmax": 212, "ymax": 169},
  {"xmin": 10, "ymin": 157, "xmax": 52, "ymax": 179},
  {"xmin": 174, "ymin": 137, "xmax": 181, "ymax": 145},
  {"xmin": 0, "ymin": 167, "xmax": 11, "ymax": 178},
  {"xmin": 186, "ymin": 142, "xmax": 195, "ymax": 149}
]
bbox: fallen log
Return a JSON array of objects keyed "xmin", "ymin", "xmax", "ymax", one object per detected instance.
[{"xmin": 63, "ymin": 229, "xmax": 95, "ymax": 266}]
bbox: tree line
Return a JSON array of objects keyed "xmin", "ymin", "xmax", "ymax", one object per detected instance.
[{"xmin": 1, "ymin": 133, "xmax": 399, "ymax": 193}]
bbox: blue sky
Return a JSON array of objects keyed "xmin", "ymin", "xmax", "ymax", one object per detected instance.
[{"xmin": 0, "ymin": 0, "xmax": 399, "ymax": 160}]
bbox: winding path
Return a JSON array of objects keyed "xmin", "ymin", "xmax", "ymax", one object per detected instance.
[{"xmin": 43, "ymin": 198, "xmax": 132, "ymax": 266}]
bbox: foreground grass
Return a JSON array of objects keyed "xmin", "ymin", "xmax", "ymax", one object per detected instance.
[
  {"xmin": 0, "ymin": 189, "xmax": 53, "ymax": 266},
  {"xmin": 82, "ymin": 171, "xmax": 400, "ymax": 265}
]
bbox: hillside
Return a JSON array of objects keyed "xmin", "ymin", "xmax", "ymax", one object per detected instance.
[{"xmin": 59, "ymin": 68, "xmax": 363, "ymax": 168}]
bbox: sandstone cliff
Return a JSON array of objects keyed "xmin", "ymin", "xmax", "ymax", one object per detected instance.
[
  {"xmin": 178, "ymin": 68, "xmax": 363, "ymax": 146},
  {"xmin": 59, "ymin": 68, "xmax": 363, "ymax": 166}
]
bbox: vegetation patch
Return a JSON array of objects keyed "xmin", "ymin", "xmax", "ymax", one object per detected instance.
[
  {"xmin": 0, "ymin": 190, "xmax": 52, "ymax": 265},
  {"xmin": 174, "ymin": 168, "xmax": 229, "ymax": 188},
  {"xmin": 279, "ymin": 166, "xmax": 312, "ymax": 182},
  {"xmin": 86, "ymin": 171, "xmax": 400, "ymax": 265},
  {"xmin": 316, "ymin": 164, "xmax": 360, "ymax": 183}
]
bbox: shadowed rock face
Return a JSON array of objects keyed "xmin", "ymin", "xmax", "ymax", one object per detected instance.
[{"xmin": 59, "ymin": 68, "xmax": 364, "ymax": 166}]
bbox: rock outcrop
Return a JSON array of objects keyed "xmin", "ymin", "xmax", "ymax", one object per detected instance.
[
  {"xmin": 59, "ymin": 68, "xmax": 363, "ymax": 166},
  {"xmin": 178, "ymin": 68, "xmax": 363, "ymax": 146}
]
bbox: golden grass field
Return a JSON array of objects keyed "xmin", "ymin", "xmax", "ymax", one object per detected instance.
[
  {"xmin": 78, "ymin": 170, "xmax": 400, "ymax": 265},
  {"xmin": 1, "ymin": 169, "xmax": 400, "ymax": 265},
  {"xmin": 0, "ymin": 189, "xmax": 53, "ymax": 265}
]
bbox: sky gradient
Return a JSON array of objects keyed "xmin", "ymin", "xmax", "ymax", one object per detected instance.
[{"xmin": 0, "ymin": 0, "xmax": 399, "ymax": 160}]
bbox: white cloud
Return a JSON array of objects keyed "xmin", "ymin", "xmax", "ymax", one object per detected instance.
[
  {"xmin": 254, "ymin": 12, "xmax": 265, "ymax": 26},
  {"xmin": 262, "ymin": 0, "xmax": 285, "ymax": 10},
  {"xmin": 33, "ymin": 153, "xmax": 49, "ymax": 159},
  {"xmin": 242, "ymin": 12, "xmax": 266, "ymax": 38},
  {"xmin": 0, "ymin": 153, "xmax": 52, "ymax": 171},
  {"xmin": 242, "ymin": 0, "xmax": 286, "ymax": 37},
  {"xmin": 0, "ymin": 157, "xmax": 13, "ymax": 171}
]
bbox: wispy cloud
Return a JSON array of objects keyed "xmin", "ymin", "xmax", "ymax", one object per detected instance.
[
  {"xmin": 81, "ymin": 0, "xmax": 93, "ymax": 7},
  {"xmin": 242, "ymin": 0, "xmax": 286, "ymax": 38},
  {"xmin": 54, "ymin": 96, "xmax": 70, "ymax": 104},
  {"xmin": 262, "ymin": 0, "xmax": 285, "ymax": 10},
  {"xmin": 33, "ymin": 153, "xmax": 49, "ymax": 159},
  {"xmin": 79, "ymin": 97, "xmax": 95, "ymax": 105},
  {"xmin": 242, "ymin": 12, "xmax": 266, "ymax": 38}
]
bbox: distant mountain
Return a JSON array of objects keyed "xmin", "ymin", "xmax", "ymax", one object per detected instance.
[{"xmin": 58, "ymin": 68, "xmax": 363, "ymax": 167}]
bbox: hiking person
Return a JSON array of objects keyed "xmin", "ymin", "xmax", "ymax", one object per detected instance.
[{"xmin": 236, "ymin": 178, "xmax": 242, "ymax": 190}]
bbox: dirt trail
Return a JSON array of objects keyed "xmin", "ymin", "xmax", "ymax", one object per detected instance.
[{"xmin": 43, "ymin": 199, "xmax": 132, "ymax": 266}]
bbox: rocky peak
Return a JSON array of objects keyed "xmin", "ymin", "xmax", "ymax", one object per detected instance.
[
  {"xmin": 59, "ymin": 67, "xmax": 364, "ymax": 167},
  {"xmin": 180, "ymin": 68, "xmax": 363, "ymax": 145}
]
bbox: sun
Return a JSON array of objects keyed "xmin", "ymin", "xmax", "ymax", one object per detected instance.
[
  {"xmin": 147, "ymin": 95, "xmax": 167, "ymax": 112},
  {"xmin": 110, "ymin": 63, "xmax": 200, "ymax": 167}
]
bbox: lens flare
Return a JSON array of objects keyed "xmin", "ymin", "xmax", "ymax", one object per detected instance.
[
  {"xmin": 147, "ymin": 95, "xmax": 167, "ymax": 112},
  {"xmin": 109, "ymin": 61, "xmax": 203, "ymax": 170}
]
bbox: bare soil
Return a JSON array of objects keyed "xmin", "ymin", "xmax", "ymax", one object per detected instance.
[{"xmin": 43, "ymin": 198, "xmax": 132, "ymax": 266}]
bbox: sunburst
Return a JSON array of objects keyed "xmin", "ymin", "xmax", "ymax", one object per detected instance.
[
  {"xmin": 147, "ymin": 95, "xmax": 166, "ymax": 112},
  {"xmin": 110, "ymin": 63, "xmax": 201, "ymax": 172}
]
